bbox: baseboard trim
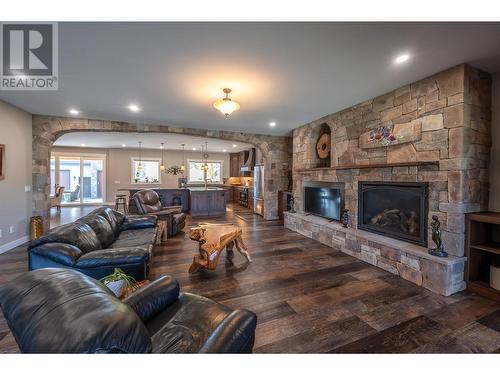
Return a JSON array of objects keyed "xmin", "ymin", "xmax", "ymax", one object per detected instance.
[{"xmin": 0, "ymin": 235, "xmax": 29, "ymax": 255}]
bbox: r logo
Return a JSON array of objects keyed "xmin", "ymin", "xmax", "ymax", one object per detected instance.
[
  {"xmin": 3, "ymin": 24, "xmax": 53, "ymax": 75},
  {"xmin": 1, "ymin": 23, "xmax": 58, "ymax": 90}
]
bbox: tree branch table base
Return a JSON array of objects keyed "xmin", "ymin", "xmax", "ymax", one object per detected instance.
[
  {"xmin": 156, "ymin": 220, "xmax": 168, "ymax": 245},
  {"xmin": 188, "ymin": 223, "xmax": 251, "ymax": 273}
]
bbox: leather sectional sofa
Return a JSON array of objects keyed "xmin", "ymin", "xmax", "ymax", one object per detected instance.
[
  {"xmin": 28, "ymin": 207, "xmax": 157, "ymax": 280},
  {"xmin": 0, "ymin": 268, "xmax": 257, "ymax": 353}
]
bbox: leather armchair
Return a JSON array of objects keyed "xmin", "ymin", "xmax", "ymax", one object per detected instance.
[
  {"xmin": 28, "ymin": 207, "xmax": 158, "ymax": 280},
  {"xmin": 133, "ymin": 189, "xmax": 186, "ymax": 237},
  {"xmin": 0, "ymin": 269, "xmax": 257, "ymax": 353}
]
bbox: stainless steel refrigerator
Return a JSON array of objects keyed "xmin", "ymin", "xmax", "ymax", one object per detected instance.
[{"xmin": 253, "ymin": 164, "xmax": 264, "ymax": 216}]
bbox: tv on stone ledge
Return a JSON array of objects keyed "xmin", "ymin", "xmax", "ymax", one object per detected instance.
[{"xmin": 304, "ymin": 186, "xmax": 342, "ymax": 221}]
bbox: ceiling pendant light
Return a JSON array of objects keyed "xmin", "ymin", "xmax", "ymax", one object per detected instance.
[
  {"xmin": 137, "ymin": 141, "xmax": 143, "ymax": 171},
  {"xmin": 213, "ymin": 88, "xmax": 240, "ymax": 116},
  {"xmin": 180, "ymin": 144, "xmax": 186, "ymax": 173},
  {"xmin": 160, "ymin": 142, "xmax": 166, "ymax": 172},
  {"xmin": 202, "ymin": 142, "xmax": 209, "ymax": 171}
]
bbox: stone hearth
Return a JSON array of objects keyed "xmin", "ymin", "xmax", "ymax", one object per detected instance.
[
  {"xmin": 288, "ymin": 64, "xmax": 492, "ymax": 296},
  {"xmin": 284, "ymin": 212, "xmax": 465, "ymax": 296}
]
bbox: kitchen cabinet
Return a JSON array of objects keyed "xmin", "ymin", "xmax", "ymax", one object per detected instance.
[
  {"xmin": 230, "ymin": 153, "xmax": 240, "ymax": 177},
  {"xmin": 211, "ymin": 189, "xmax": 227, "ymax": 215},
  {"xmin": 230, "ymin": 149, "xmax": 255, "ymax": 177},
  {"xmin": 127, "ymin": 188, "xmax": 190, "ymax": 213},
  {"xmin": 189, "ymin": 188, "xmax": 227, "ymax": 217},
  {"xmin": 232, "ymin": 186, "xmax": 239, "ymax": 203},
  {"xmin": 223, "ymin": 187, "xmax": 234, "ymax": 204}
]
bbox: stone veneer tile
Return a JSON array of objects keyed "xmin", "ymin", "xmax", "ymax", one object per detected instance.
[
  {"xmin": 401, "ymin": 253, "xmax": 421, "ymax": 270},
  {"xmin": 387, "ymin": 143, "xmax": 417, "ymax": 163},
  {"xmin": 397, "ymin": 263, "xmax": 423, "ymax": 286},
  {"xmin": 380, "ymin": 105, "xmax": 403, "ymax": 122},
  {"xmin": 420, "ymin": 114, "xmax": 444, "ymax": 131},
  {"xmin": 444, "ymin": 104, "xmax": 465, "ymax": 128},
  {"xmin": 376, "ymin": 258, "xmax": 399, "ymax": 275},
  {"xmin": 361, "ymin": 251, "xmax": 378, "ymax": 266}
]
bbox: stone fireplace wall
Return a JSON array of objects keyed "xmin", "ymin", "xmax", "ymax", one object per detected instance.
[{"xmin": 292, "ymin": 64, "xmax": 492, "ymax": 257}]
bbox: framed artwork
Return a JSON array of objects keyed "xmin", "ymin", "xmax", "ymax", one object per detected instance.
[{"xmin": 0, "ymin": 144, "xmax": 4, "ymax": 180}]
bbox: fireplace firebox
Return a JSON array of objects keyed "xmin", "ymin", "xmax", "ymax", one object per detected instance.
[{"xmin": 358, "ymin": 182, "xmax": 428, "ymax": 246}]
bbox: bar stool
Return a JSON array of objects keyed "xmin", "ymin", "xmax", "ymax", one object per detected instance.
[{"xmin": 114, "ymin": 194, "xmax": 128, "ymax": 214}]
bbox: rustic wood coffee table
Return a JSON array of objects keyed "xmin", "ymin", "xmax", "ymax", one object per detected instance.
[
  {"xmin": 156, "ymin": 219, "xmax": 168, "ymax": 245},
  {"xmin": 188, "ymin": 223, "xmax": 251, "ymax": 273}
]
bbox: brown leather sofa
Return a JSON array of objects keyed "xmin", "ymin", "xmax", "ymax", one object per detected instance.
[{"xmin": 133, "ymin": 189, "xmax": 186, "ymax": 237}]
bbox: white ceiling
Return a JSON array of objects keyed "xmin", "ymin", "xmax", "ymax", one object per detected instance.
[
  {"xmin": 2, "ymin": 22, "xmax": 500, "ymax": 136},
  {"xmin": 54, "ymin": 132, "xmax": 253, "ymax": 152}
]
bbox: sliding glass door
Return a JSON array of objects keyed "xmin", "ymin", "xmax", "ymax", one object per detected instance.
[
  {"xmin": 59, "ymin": 157, "xmax": 81, "ymax": 204},
  {"xmin": 82, "ymin": 159, "xmax": 104, "ymax": 203},
  {"xmin": 51, "ymin": 154, "xmax": 106, "ymax": 205}
]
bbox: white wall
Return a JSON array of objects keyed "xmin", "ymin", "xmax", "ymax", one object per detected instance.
[
  {"xmin": 0, "ymin": 100, "xmax": 32, "ymax": 251},
  {"xmin": 490, "ymin": 74, "xmax": 500, "ymax": 212}
]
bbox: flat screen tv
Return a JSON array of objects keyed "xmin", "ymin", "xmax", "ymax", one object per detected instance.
[{"xmin": 304, "ymin": 187, "xmax": 342, "ymax": 220}]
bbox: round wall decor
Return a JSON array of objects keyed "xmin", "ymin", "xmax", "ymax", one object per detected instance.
[{"xmin": 316, "ymin": 132, "xmax": 331, "ymax": 160}]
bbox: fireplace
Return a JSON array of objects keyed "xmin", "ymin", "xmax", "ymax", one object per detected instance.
[{"xmin": 358, "ymin": 182, "xmax": 428, "ymax": 246}]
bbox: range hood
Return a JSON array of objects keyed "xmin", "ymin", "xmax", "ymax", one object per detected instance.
[{"xmin": 240, "ymin": 148, "xmax": 256, "ymax": 172}]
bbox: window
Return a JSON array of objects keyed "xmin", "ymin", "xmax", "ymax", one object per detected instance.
[
  {"xmin": 132, "ymin": 159, "xmax": 161, "ymax": 184},
  {"xmin": 188, "ymin": 161, "xmax": 222, "ymax": 183}
]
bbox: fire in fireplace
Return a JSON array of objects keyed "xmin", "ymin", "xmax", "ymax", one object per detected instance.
[{"xmin": 358, "ymin": 182, "xmax": 428, "ymax": 246}]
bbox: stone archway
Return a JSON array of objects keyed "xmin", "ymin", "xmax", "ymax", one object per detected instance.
[{"xmin": 32, "ymin": 115, "xmax": 292, "ymax": 227}]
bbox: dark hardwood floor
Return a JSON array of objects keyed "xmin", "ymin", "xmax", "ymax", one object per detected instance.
[{"xmin": 1, "ymin": 204, "xmax": 500, "ymax": 353}]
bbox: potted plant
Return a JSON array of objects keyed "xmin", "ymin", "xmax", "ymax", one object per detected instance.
[{"xmin": 100, "ymin": 268, "xmax": 138, "ymax": 298}]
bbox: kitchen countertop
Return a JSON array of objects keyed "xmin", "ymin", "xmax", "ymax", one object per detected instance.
[
  {"xmin": 121, "ymin": 187, "xmax": 187, "ymax": 191},
  {"xmin": 188, "ymin": 187, "xmax": 225, "ymax": 192}
]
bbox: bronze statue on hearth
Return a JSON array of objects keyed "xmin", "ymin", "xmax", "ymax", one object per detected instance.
[{"xmin": 428, "ymin": 215, "xmax": 448, "ymax": 258}]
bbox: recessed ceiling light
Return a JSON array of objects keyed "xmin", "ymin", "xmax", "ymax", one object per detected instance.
[
  {"xmin": 269, "ymin": 121, "xmax": 276, "ymax": 127},
  {"xmin": 80, "ymin": 144, "xmax": 85, "ymax": 147},
  {"xmin": 69, "ymin": 109, "xmax": 79, "ymax": 115},
  {"xmin": 128, "ymin": 104, "xmax": 140, "ymax": 112},
  {"xmin": 394, "ymin": 54, "xmax": 410, "ymax": 64},
  {"xmin": 192, "ymin": 147, "xmax": 196, "ymax": 151},
  {"xmin": 121, "ymin": 144, "xmax": 126, "ymax": 147},
  {"xmin": 223, "ymin": 149, "xmax": 227, "ymax": 152},
  {"xmin": 232, "ymin": 144, "xmax": 237, "ymax": 148}
]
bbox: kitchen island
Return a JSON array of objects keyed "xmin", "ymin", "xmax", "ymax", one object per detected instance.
[
  {"xmin": 125, "ymin": 187, "xmax": 228, "ymax": 217},
  {"xmin": 127, "ymin": 188, "xmax": 190, "ymax": 212},
  {"xmin": 189, "ymin": 187, "xmax": 227, "ymax": 217}
]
